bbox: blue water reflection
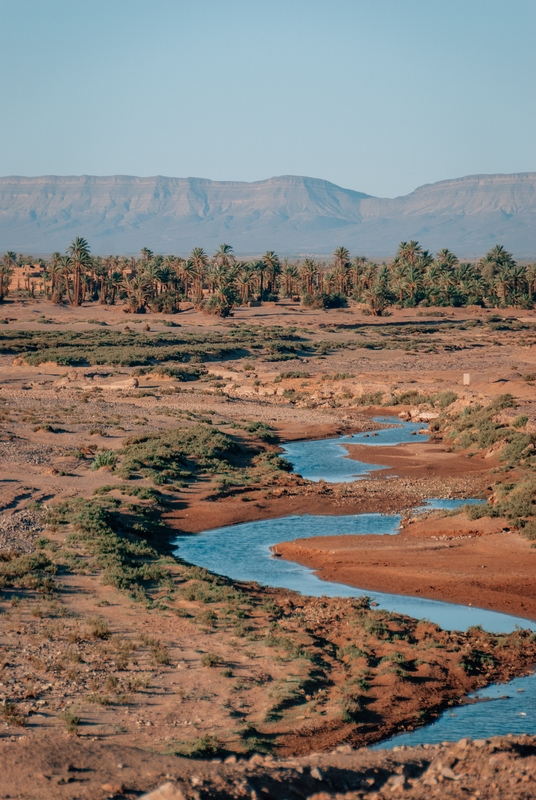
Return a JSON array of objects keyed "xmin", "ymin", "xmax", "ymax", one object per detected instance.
[
  {"xmin": 281, "ymin": 418, "xmax": 427, "ymax": 483},
  {"xmin": 375, "ymin": 673, "xmax": 536, "ymax": 748}
]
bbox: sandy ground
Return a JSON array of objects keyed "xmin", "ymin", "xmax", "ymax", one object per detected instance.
[
  {"xmin": 2, "ymin": 734, "xmax": 536, "ymax": 799},
  {"xmin": 1, "ymin": 298, "xmax": 536, "ymax": 794}
]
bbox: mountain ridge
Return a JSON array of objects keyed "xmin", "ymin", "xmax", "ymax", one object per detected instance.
[{"xmin": 1, "ymin": 172, "xmax": 535, "ymax": 257}]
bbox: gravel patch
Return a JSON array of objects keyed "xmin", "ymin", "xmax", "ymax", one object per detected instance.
[{"xmin": 0, "ymin": 509, "xmax": 44, "ymax": 552}]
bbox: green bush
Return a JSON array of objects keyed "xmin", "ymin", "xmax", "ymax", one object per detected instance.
[
  {"xmin": 433, "ymin": 390, "xmax": 457, "ymax": 409},
  {"xmin": 92, "ymin": 450, "xmax": 117, "ymax": 470},
  {"xmin": 513, "ymin": 415, "xmax": 529, "ymax": 428}
]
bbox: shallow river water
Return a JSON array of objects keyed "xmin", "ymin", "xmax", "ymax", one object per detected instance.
[{"xmin": 174, "ymin": 417, "xmax": 536, "ymax": 745}]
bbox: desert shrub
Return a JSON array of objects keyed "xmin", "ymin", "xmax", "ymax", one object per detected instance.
[
  {"xmin": 167, "ymin": 735, "xmax": 220, "ymax": 758},
  {"xmin": 501, "ymin": 432, "xmax": 535, "ymax": 464},
  {"xmin": 0, "ymin": 552, "xmax": 56, "ymax": 593},
  {"xmin": 445, "ymin": 395, "xmax": 518, "ymax": 453},
  {"xmin": 340, "ymin": 693, "xmax": 364, "ymax": 722},
  {"xmin": 389, "ymin": 390, "xmax": 432, "ymax": 406},
  {"xmin": 522, "ymin": 521, "xmax": 536, "ymax": 540},
  {"xmin": 198, "ymin": 609, "xmax": 218, "ymax": 627},
  {"xmin": 59, "ymin": 709, "xmax": 80, "ymax": 733},
  {"xmin": 88, "ymin": 617, "xmax": 110, "ymax": 639},
  {"xmin": 513, "ymin": 415, "xmax": 529, "ymax": 428},
  {"xmin": 274, "ymin": 370, "xmax": 310, "ymax": 382},
  {"xmin": 1, "ymin": 703, "xmax": 26, "ymax": 727},
  {"xmin": 117, "ymin": 423, "xmax": 239, "ymax": 484},
  {"xmin": 244, "ymin": 421, "xmax": 278, "ymax": 443},
  {"xmin": 319, "ymin": 372, "xmax": 355, "ymax": 381},
  {"xmin": 1, "ymin": 326, "xmax": 303, "ymax": 368},
  {"xmin": 92, "ymin": 450, "xmax": 117, "ymax": 470},
  {"xmin": 47, "ymin": 498, "xmax": 168, "ymax": 601},
  {"xmin": 432, "ymin": 390, "xmax": 457, "ymax": 409},
  {"xmin": 200, "ymin": 652, "xmax": 223, "ymax": 667},
  {"xmin": 340, "ymin": 645, "xmax": 369, "ymax": 662},
  {"xmin": 352, "ymin": 391, "xmax": 383, "ymax": 406}
]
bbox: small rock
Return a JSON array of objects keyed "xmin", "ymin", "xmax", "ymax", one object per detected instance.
[
  {"xmin": 224, "ymin": 755, "xmax": 237, "ymax": 764},
  {"xmin": 141, "ymin": 783, "xmax": 187, "ymax": 800},
  {"xmin": 474, "ymin": 739, "xmax": 488, "ymax": 748},
  {"xmin": 310, "ymin": 767, "xmax": 323, "ymax": 781},
  {"xmin": 441, "ymin": 767, "xmax": 458, "ymax": 780},
  {"xmin": 101, "ymin": 783, "xmax": 124, "ymax": 794}
]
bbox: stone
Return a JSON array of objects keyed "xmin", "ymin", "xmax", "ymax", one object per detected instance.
[
  {"xmin": 310, "ymin": 766, "xmax": 323, "ymax": 780},
  {"xmin": 141, "ymin": 783, "xmax": 187, "ymax": 800},
  {"xmin": 441, "ymin": 767, "xmax": 458, "ymax": 780},
  {"xmin": 101, "ymin": 783, "xmax": 125, "ymax": 794}
]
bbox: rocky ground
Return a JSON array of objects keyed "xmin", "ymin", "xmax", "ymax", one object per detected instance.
[
  {"xmin": 1, "ymin": 734, "xmax": 536, "ymax": 798},
  {"xmin": 0, "ymin": 298, "xmax": 535, "ymax": 797}
]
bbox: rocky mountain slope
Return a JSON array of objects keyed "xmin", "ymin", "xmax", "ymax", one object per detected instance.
[{"xmin": 1, "ymin": 172, "xmax": 535, "ymax": 256}]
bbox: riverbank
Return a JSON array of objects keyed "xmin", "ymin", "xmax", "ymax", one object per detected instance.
[{"xmin": 275, "ymin": 511, "xmax": 536, "ymax": 621}]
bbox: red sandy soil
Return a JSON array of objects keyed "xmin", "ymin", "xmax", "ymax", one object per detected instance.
[
  {"xmin": 275, "ymin": 519, "xmax": 536, "ymax": 621},
  {"xmin": 343, "ymin": 441, "xmax": 494, "ymax": 481},
  {"xmin": 3, "ymin": 734, "xmax": 536, "ymax": 799},
  {"xmin": 273, "ymin": 440, "xmax": 536, "ymax": 621}
]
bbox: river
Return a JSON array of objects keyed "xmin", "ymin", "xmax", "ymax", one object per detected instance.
[{"xmin": 174, "ymin": 417, "xmax": 536, "ymax": 746}]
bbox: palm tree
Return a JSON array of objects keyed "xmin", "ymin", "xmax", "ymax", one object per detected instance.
[
  {"xmin": 0, "ymin": 262, "xmax": 14, "ymax": 302},
  {"xmin": 59, "ymin": 255, "xmax": 73, "ymax": 305},
  {"xmin": 362, "ymin": 261, "xmax": 378, "ymax": 290},
  {"xmin": 403, "ymin": 266, "xmax": 423, "ymax": 302},
  {"xmin": 333, "ymin": 246, "xmax": 350, "ymax": 270},
  {"xmin": 236, "ymin": 269, "xmax": 253, "ymax": 304},
  {"xmin": 280, "ymin": 260, "xmax": 299, "ymax": 297},
  {"xmin": 299, "ymin": 258, "xmax": 319, "ymax": 295},
  {"xmin": 46, "ymin": 252, "xmax": 64, "ymax": 303},
  {"xmin": 423, "ymin": 264, "xmax": 441, "ymax": 304},
  {"xmin": 495, "ymin": 264, "xmax": 527, "ymax": 306},
  {"xmin": 262, "ymin": 251, "xmax": 280, "ymax": 296},
  {"xmin": 391, "ymin": 263, "xmax": 408, "ymax": 303},
  {"xmin": 122, "ymin": 273, "xmax": 152, "ymax": 313},
  {"xmin": 480, "ymin": 244, "xmax": 515, "ymax": 285},
  {"xmin": 107, "ymin": 270, "xmax": 123, "ymax": 305},
  {"xmin": 189, "ymin": 247, "xmax": 209, "ymax": 303},
  {"xmin": 526, "ymin": 263, "xmax": 536, "ymax": 299},
  {"xmin": 395, "ymin": 240, "xmax": 423, "ymax": 267},
  {"xmin": 435, "ymin": 248, "xmax": 459, "ymax": 270},
  {"xmin": 349, "ymin": 256, "xmax": 366, "ymax": 293},
  {"xmin": 66, "ymin": 237, "xmax": 91, "ymax": 306},
  {"xmin": 213, "ymin": 243, "xmax": 235, "ymax": 268},
  {"xmin": 140, "ymin": 247, "xmax": 154, "ymax": 262}
]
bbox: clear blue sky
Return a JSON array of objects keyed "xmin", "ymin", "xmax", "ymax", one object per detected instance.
[{"xmin": 1, "ymin": 0, "xmax": 535, "ymax": 197}]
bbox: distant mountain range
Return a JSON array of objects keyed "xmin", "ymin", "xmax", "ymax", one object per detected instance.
[{"xmin": 1, "ymin": 172, "xmax": 535, "ymax": 257}]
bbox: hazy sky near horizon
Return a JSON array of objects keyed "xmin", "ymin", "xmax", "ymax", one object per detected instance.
[{"xmin": 1, "ymin": 0, "xmax": 535, "ymax": 197}]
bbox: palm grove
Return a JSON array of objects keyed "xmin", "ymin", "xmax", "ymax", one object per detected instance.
[{"xmin": 1, "ymin": 239, "xmax": 535, "ymax": 315}]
